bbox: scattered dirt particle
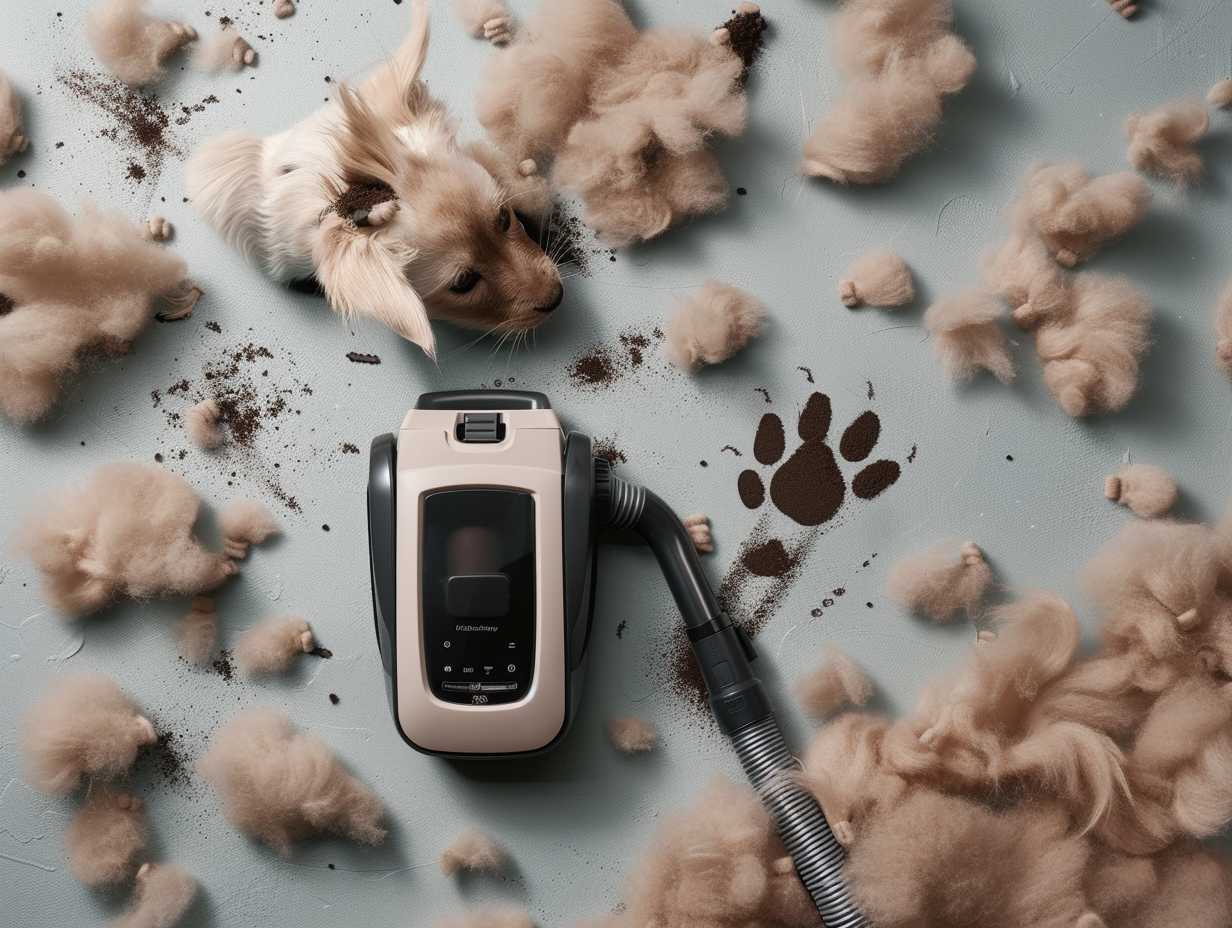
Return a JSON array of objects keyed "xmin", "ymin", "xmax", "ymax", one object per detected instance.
[
  {"xmin": 594, "ymin": 437, "xmax": 627, "ymax": 465},
  {"xmin": 907, "ymin": 444, "xmax": 918, "ymax": 463},
  {"xmin": 340, "ymin": 442, "xmax": 360, "ymax": 455},
  {"xmin": 346, "ymin": 352, "xmax": 381, "ymax": 365},
  {"xmin": 566, "ymin": 327, "xmax": 664, "ymax": 391},
  {"xmin": 212, "ymin": 649, "xmax": 235, "ymax": 682},
  {"xmin": 736, "ymin": 187, "xmax": 748, "ymax": 196},
  {"xmin": 754, "ymin": 387, "xmax": 771, "ymax": 404},
  {"xmin": 205, "ymin": 321, "xmax": 222, "ymax": 334},
  {"xmin": 741, "ymin": 538, "xmax": 794, "ymax": 577},
  {"xmin": 797, "ymin": 366, "xmax": 814, "ymax": 383},
  {"xmin": 616, "ymin": 620, "xmax": 628, "ymax": 639},
  {"xmin": 719, "ymin": 6, "xmax": 768, "ymax": 83},
  {"xmin": 721, "ymin": 445, "xmax": 742, "ymax": 456},
  {"xmin": 321, "ymin": 524, "xmax": 330, "ymax": 532},
  {"xmin": 310, "ymin": 646, "xmax": 333, "ymax": 659},
  {"xmin": 144, "ymin": 730, "xmax": 190, "ymax": 791},
  {"xmin": 329, "ymin": 693, "xmax": 340, "ymax": 705},
  {"xmin": 334, "ymin": 181, "xmax": 395, "ymax": 224}
]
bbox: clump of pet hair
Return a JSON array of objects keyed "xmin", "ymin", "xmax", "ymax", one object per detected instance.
[
  {"xmin": 21, "ymin": 673, "xmax": 156, "ymax": 796},
  {"xmin": 608, "ymin": 717, "xmax": 658, "ymax": 753},
  {"xmin": 66, "ymin": 789, "xmax": 147, "ymax": 887},
  {"xmin": 435, "ymin": 910, "xmax": 534, "ymax": 928},
  {"xmin": 185, "ymin": 399, "xmax": 224, "ymax": 450},
  {"xmin": 218, "ymin": 498, "xmax": 279, "ymax": 560},
  {"xmin": 144, "ymin": 216, "xmax": 173, "ymax": 242},
  {"xmin": 0, "ymin": 189, "xmax": 199, "ymax": 424},
  {"xmin": 983, "ymin": 232, "xmax": 1072, "ymax": 331},
  {"xmin": 795, "ymin": 645, "xmax": 873, "ymax": 718},
  {"xmin": 452, "ymin": 0, "xmax": 513, "ymax": 45},
  {"xmin": 551, "ymin": 29, "xmax": 749, "ymax": 245},
  {"xmin": 198, "ymin": 708, "xmax": 386, "ymax": 855},
  {"xmin": 887, "ymin": 540, "xmax": 993, "ymax": 623},
  {"xmin": 612, "ymin": 777, "xmax": 819, "ymax": 928},
  {"xmin": 1125, "ymin": 99, "xmax": 1210, "ymax": 186},
  {"xmin": 802, "ymin": 0, "xmax": 976, "ymax": 184},
  {"xmin": 0, "ymin": 69, "xmax": 29, "ymax": 166},
  {"xmin": 1107, "ymin": 0, "xmax": 1138, "ymax": 18},
  {"xmin": 1011, "ymin": 162, "xmax": 1151, "ymax": 268},
  {"xmin": 663, "ymin": 281, "xmax": 766, "ymax": 371},
  {"xmin": 463, "ymin": 140, "xmax": 553, "ymax": 220},
  {"xmin": 234, "ymin": 615, "xmax": 315, "ymax": 676},
  {"xmin": 177, "ymin": 597, "xmax": 217, "ymax": 665},
  {"xmin": 475, "ymin": 0, "xmax": 639, "ymax": 163},
  {"xmin": 440, "ymin": 827, "xmax": 507, "ymax": 876},
  {"xmin": 113, "ymin": 862, "xmax": 197, "ymax": 928},
  {"xmin": 273, "ymin": 0, "xmax": 295, "ymax": 19},
  {"xmin": 683, "ymin": 513, "xmax": 714, "ymax": 554},
  {"xmin": 1214, "ymin": 278, "xmax": 1232, "ymax": 375},
  {"xmin": 1026, "ymin": 273, "xmax": 1151, "ymax": 417},
  {"xmin": 839, "ymin": 249, "xmax": 915, "ymax": 309},
  {"xmin": 193, "ymin": 26, "xmax": 257, "ymax": 73},
  {"xmin": 923, "ymin": 289, "xmax": 1015, "ymax": 383},
  {"xmin": 1105, "ymin": 464, "xmax": 1177, "ymax": 519},
  {"xmin": 14, "ymin": 461, "xmax": 235, "ymax": 615},
  {"xmin": 85, "ymin": 0, "xmax": 197, "ymax": 87},
  {"xmin": 1209, "ymin": 79, "xmax": 1232, "ymax": 109}
]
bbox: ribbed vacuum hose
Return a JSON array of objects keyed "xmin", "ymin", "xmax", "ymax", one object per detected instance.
[
  {"xmin": 599, "ymin": 465, "xmax": 870, "ymax": 928},
  {"xmin": 731, "ymin": 718, "xmax": 869, "ymax": 928}
]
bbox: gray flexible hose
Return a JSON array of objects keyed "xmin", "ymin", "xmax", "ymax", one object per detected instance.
[{"xmin": 731, "ymin": 717, "xmax": 870, "ymax": 928}]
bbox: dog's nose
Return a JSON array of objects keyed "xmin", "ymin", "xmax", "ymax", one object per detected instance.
[{"xmin": 534, "ymin": 284, "xmax": 564, "ymax": 314}]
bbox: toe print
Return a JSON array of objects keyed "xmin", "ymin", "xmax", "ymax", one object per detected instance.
[{"xmin": 737, "ymin": 392, "xmax": 902, "ymax": 526}]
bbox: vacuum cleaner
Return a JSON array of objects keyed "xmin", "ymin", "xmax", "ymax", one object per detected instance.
[{"xmin": 367, "ymin": 389, "xmax": 869, "ymax": 928}]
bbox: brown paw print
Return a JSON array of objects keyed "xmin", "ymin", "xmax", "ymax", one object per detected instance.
[{"xmin": 737, "ymin": 393, "xmax": 900, "ymax": 526}]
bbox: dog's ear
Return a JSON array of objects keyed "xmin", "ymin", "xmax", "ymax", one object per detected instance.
[
  {"xmin": 333, "ymin": 84, "xmax": 407, "ymax": 189},
  {"xmin": 356, "ymin": 0, "xmax": 434, "ymax": 126},
  {"xmin": 313, "ymin": 215, "xmax": 435, "ymax": 358}
]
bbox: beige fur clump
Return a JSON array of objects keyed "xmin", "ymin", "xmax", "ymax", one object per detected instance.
[
  {"xmin": 185, "ymin": 399, "xmax": 224, "ymax": 449},
  {"xmin": 1214, "ymin": 278, "xmax": 1232, "ymax": 375},
  {"xmin": 273, "ymin": 0, "xmax": 296, "ymax": 19},
  {"xmin": 464, "ymin": 140, "xmax": 553, "ymax": 220},
  {"xmin": 436, "ymin": 910, "xmax": 534, "ymax": 928},
  {"xmin": 114, "ymin": 862, "xmax": 197, "ymax": 928},
  {"xmin": 683, "ymin": 513, "xmax": 714, "ymax": 554},
  {"xmin": 887, "ymin": 540, "xmax": 992, "ymax": 623},
  {"xmin": 1107, "ymin": 0, "xmax": 1138, "ymax": 18},
  {"xmin": 193, "ymin": 27, "xmax": 257, "ymax": 73},
  {"xmin": 923, "ymin": 289, "xmax": 1015, "ymax": 383},
  {"xmin": 802, "ymin": 0, "xmax": 976, "ymax": 184},
  {"xmin": 795, "ymin": 645, "xmax": 873, "ymax": 718},
  {"xmin": 1105, "ymin": 464, "xmax": 1177, "ymax": 519},
  {"xmin": 85, "ymin": 0, "xmax": 197, "ymax": 87},
  {"xmin": 839, "ymin": 249, "xmax": 914, "ymax": 309},
  {"xmin": 66, "ymin": 789, "xmax": 147, "ymax": 887},
  {"xmin": 21, "ymin": 673, "xmax": 156, "ymax": 796},
  {"xmin": 0, "ymin": 189, "xmax": 199, "ymax": 424},
  {"xmin": 0, "ymin": 69, "xmax": 29, "ymax": 166},
  {"xmin": 1125, "ymin": 99, "xmax": 1210, "ymax": 186},
  {"xmin": 218, "ymin": 498, "xmax": 279, "ymax": 560},
  {"xmin": 1209, "ymin": 78, "xmax": 1232, "ymax": 109},
  {"xmin": 663, "ymin": 281, "xmax": 766, "ymax": 371},
  {"xmin": 1011, "ymin": 162, "xmax": 1151, "ymax": 268},
  {"xmin": 452, "ymin": 0, "xmax": 512, "ymax": 45},
  {"xmin": 14, "ymin": 462, "xmax": 235, "ymax": 616},
  {"xmin": 608, "ymin": 716, "xmax": 658, "ymax": 753},
  {"xmin": 440, "ymin": 827, "xmax": 507, "ymax": 876},
  {"xmin": 199, "ymin": 708, "xmax": 387, "ymax": 855},
  {"xmin": 234, "ymin": 615, "xmax": 315, "ymax": 676},
  {"xmin": 177, "ymin": 596, "xmax": 218, "ymax": 665}
]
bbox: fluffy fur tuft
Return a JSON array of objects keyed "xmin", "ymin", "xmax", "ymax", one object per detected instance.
[
  {"xmin": 113, "ymin": 862, "xmax": 197, "ymax": 928},
  {"xmin": 1125, "ymin": 99, "xmax": 1210, "ymax": 186},
  {"xmin": 176, "ymin": 596, "xmax": 218, "ymax": 665},
  {"xmin": 888, "ymin": 540, "xmax": 993, "ymax": 623},
  {"xmin": 440, "ymin": 827, "xmax": 507, "ymax": 876},
  {"xmin": 0, "ymin": 69, "xmax": 29, "ymax": 166},
  {"xmin": 193, "ymin": 27, "xmax": 257, "ymax": 73},
  {"xmin": 273, "ymin": 0, "xmax": 296, "ymax": 19},
  {"xmin": 21, "ymin": 673, "xmax": 156, "ymax": 795},
  {"xmin": 185, "ymin": 399, "xmax": 224, "ymax": 450},
  {"xmin": 233, "ymin": 615, "xmax": 315, "ymax": 676},
  {"xmin": 199, "ymin": 708, "xmax": 386, "ymax": 854},
  {"xmin": 608, "ymin": 717, "xmax": 658, "ymax": 753},
  {"xmin": 14, "ymin": 462, "xmax": 235, "ymax": 615},
  {"xmin": 664, "ymin": 282, "xmax": 765, "ymax": 371},
  {"xmin": 1011, "ymin": 162, "xmax": 1151, "ymax": 268},
  {"xmin": 683, "ymin": 513, "xmax": 714, "ymax": 554},
  {"xmin": 839, "ymin": 249, "xmax": 915, "ymax": 308},
  {"xmin": 85, "ymin": 0, "xmax": 197, "ymax": 87},
  {"xmin": 218, "ymin": 499, "xmax": 279, "ymax": 560},
  {"xmin": 0, "ymin": 190, "xmax": 196, "ymax": 423},
  {"xmin": 451, "ymin": 0, "xmax": 512, "ymax": 44},
  {"xmin": 1214, "ymin": 278, "xmax": 1232, "ymax": 375},
  {"xmin": 795, "ymin": 645, "xmax": 873, "ymax": 718},
  {"xmin": 1208, "ymin": 78, "xmax": 1232, "ymax": 109},
  {"xmin": 802, "ymin": 0, "xmax": 976, "ymax": 184},
  {"xmin": 1105, "ymin": 464, "xmax": 1178, "ymax": 519},
  {"xmin": 924, "ymin": 290, "xmax": 1015, "ymax": 383},
  {"xmin": 66, "ymin": 789, "xmax": 147, "ymax": 887}
]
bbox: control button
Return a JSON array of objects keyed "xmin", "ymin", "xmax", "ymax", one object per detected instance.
[
  {"xmin": 483, "ymin": 665, "xmax": 493, "ymax": 675},
  {"xmin": 443, "ymin": 665, "xmax": 453, "ymax": 673},
  {"xmin": 462, "ymin": 666, "xmax": 475, "ymax": 675},
  {"xmin": 506, "ymin": 663, "xmax": 516, "ymax": 673},
  {"xmin": 507, "ymin": 641, "xmax": 517, "ymax": 649},
  {"xmin": 442, "ymin": 640, "xmax": 451, "ymax": 649}
]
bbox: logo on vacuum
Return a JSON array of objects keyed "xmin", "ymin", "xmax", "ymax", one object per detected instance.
[{"xmin": 456, "ymin": 624, "xmax": 499, "ymax": 633}]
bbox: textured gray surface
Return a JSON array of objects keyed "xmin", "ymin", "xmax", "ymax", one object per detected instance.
[{"xmin": 1, "ymin": 0, "xmax": 1230, "ymax": 925}]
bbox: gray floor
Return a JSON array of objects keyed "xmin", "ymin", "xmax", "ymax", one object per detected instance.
[{"xmin": 2, "ymin": 0, "xmax": 1230, "ymax": 925}]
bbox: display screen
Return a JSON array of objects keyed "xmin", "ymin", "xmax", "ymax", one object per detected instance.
[{"xmin": 420, "ymin": 488, "xmax": 536, "ymax": 706}]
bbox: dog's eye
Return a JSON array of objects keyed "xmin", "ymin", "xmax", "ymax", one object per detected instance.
[
  {"xmin": 450, "ymin": 270, "xmax": 481, "ymax": 294},
  {"xmin": 498, "ymin": 206, "xmax": 512, "ymax": 233}
]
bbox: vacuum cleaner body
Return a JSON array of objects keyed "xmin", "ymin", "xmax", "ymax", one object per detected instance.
[{"xmin": 368, "ymin": 390, "xmax": 597, "ymax": 757}]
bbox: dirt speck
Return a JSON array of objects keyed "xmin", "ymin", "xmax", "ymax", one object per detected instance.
[{"xmin": 346, "ymin": 352, "xmax": 381, "ymax": 365}]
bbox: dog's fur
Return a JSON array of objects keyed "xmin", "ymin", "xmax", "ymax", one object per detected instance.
[{"xmin": 186, "ymin": 1, "xmax": 562, "ymax": 357}]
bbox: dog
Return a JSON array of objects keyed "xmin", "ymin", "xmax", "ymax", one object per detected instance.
[{"xmin": 185, "ymin": 0, "xmax": 563, "ymax": 357}]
